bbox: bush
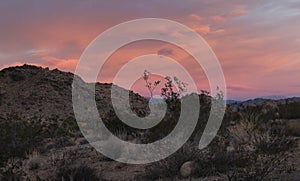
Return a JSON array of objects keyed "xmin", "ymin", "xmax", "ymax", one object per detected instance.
[
  {"xmin": 9, "ymin": 72, "xmax": 25, "ymax": 81},
  {"xmin": 144, "ymin": 142, "xmax": 205, "ymax": 179},
  {"xmin": 0, "ymin": 114, "xmax": 41, "ymax": 166},
  {"xmin": 26, "ymin": 150, "xmax": 42, "ymax": 170},
  {"xmin": 0, "ymin": 113, "xmax": 81, "ymax": 166},
  {"xmin": 55, "ymin": 166, "xmax": 100, "ymax": 181},
  {"xmin": 279, "ymin": 102, "xmax": 300, "ymax": 119},
  {"xmin": 221, "ymin": 112, "xmax": 296, "ymax": 180},
  {"xmin": 0, "ymin": 91, "xmax": 4, "ymax": 105},
  {"xmin": 0, "ymin": 158, "xmax": 24, "ymax": 181}
]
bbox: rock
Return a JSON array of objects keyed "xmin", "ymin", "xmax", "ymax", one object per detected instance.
[{"xmin": 180, "ymin": 161, "xmax": 195, "ymax": 178}]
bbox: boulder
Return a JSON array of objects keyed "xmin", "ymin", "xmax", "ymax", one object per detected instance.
[{"xmin": 180, "ymin": 161, "xmax": 195, "ymax": 178}]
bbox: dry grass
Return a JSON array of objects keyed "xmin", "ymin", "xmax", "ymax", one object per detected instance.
[{"xmin": 26, "ymin": 150, "xmax": 43, "ymax": 170}]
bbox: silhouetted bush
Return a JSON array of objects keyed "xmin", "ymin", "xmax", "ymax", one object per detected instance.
[
  {"xmin": 0, "ymin": 113, "xmax": 82, "ymax": 166},
  {"xmin": 0, "ymin": 114, "xmax": 41, "ymax": 166},
  {"xmin": 0, "ymin": 158, "xmax": 24, "ymax": 180},
  {"xmin": 55, "ymin": 166, "xmax": 100, "ymax": 181},
  {"xmin": 9, "ymin": 72, "xmax": 25, "ymax": 81},
  {"xmin": 144, "ymin": 142, "xmax": 204, "ymax": 180},
  {"xmin": 279, "ymin": 102, "xmax": 300, "ymax": 119}
]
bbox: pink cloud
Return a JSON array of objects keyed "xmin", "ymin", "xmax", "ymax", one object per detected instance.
[
  {"xmin": 41, "ymin": 56, "xmax": 78, "ymax": 72},
  {"xmin": 30, "ymin": 51, "xmax": 49, "ymax": 57},
  {"xmin": 189, "ymin": 14, "xmax": 204, "ymax": 21},
  {"xmin": 211, "ymin": 16, "xmax": 225, "ymax": 22},
  {"xmin": 211, "ymin": 7, "xmax": 249, "ymax": 22},
  {"xmin": 225, "ymin": 9, "xmax": 249, "ymax": 18},
  {"xmin": 0, "ymin": 62, "xmax": 24, "ymax": 70},
  {"xmin": 191, "ymin": 24, "xmax": 211, "ymax": 35},
  {"xmin": 0, "ymin": 1, "xmax": 299, "ymax": 99},
  {"xmin": 0, "ymin": 61, "xmax": 43, "ymax": 70}
]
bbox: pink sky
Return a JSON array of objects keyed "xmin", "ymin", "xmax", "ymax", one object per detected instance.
[{"xmin": 0, "ymin": 0, "xmax": 300, "ymax": 100}]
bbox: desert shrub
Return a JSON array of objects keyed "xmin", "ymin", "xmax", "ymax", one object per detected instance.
[
  {"xmin": 55, "ymin": 166, "xmax": 100, "ymax": 181},
  {"xmin": 9, "ymin": 72, "xmax": 25, "ymax": 81},
  {"xmin": 208, "ymin": 140, "xmax": 293, "ymax": 181},
  {"xmin": 0, "ymin": 113, "xmax": 82, "ymax": 166},
  {"xmin": 63, "ymin": 117, "xmax": 81, "ymax": 134},
  {"xmin": 0, "ymin": 158, "xmax": 24, "ymax": 181},
  {"xmin": 50, "ymin": 150, "xmax": 77, "ymax": 170},
  {"xmin": 240, "ymin": 113, "xmax": 295, "ymax": 154},
  {"xmin": 221, "ymin": 112, "xmax": 296, "ymax": 180},
  {"xmin": 222, "ymin": 151, "xmax": 295, "ymax": 181},
  {"xmin": 278, "ymin": 102, "xmax": 300, "ymax": 119},
  {"xmin": 144, "ymin": 141, "xmax": 205, "ymax": 179},
  {"xmin": 0, "ymin": 172, "xmax": 22, "ymax": 181},
  {"xmin": 46, "ymin": 116, "xmax": 80, "ymax": 139},
  {"xmin": 26, "ymin": 150, "xmax": 42, "ymax": 170},
  {"xmin": 102, "ymin": 136, "xmax": 125, "ymax": 160},
  {"xmin": 143, "ymin": 70, "xmax": 160, "ymax": 99},
  {"xmin": 0, "ymin": 91, "xmax": 4, "ymax": 105},
  {"xmin": 285, "ymin": 120, "xmax": 300, "ymax": 137},
  {"xmin": 0, "ymin": 113, "xmax": 41, "ymax": 166},
  {"xmin": 253, "ymin": 133, "xmax": 295, "ymax": 154}
]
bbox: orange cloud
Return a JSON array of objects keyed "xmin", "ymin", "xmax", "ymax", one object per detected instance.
[
  {"xmin": 30, "ymin": 51, "xmax": 49, "ymax": 57},
  {"xmin": 211, "ymin": 16, "xmax": 225, "ymax": 22},
  {"xmin": 0, "ymin": 62, "xmax": 43, "ymax": 70},
  {"xmin": 0, "ymin": 62, "xmax": 24, "ymax": 70},
  {"xmin": 189, "ymin": 14, "xmax": 204, "ymax": 21},
  {"xmin": 42, "ymin": 56, "xmax": 78, "ymax": 72},
  {"xmin": 211, "ymin": 7, "xmax": 249, "ymax": 22},
  {"xmin": 1, "ymin": 1, "xmax": 299, "ymax": 99},
  {"xmin": 191, "ymin": 25, "xmax": 211, "ymax": 35},
  {"xmin": 225, "ymin": 9, "xmax": 249, "ymax": 18}
]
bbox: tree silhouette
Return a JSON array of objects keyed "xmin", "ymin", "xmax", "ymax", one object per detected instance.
[{"xmin": 143, "ymin": 70, "xmax": 160, "ymax": 99}]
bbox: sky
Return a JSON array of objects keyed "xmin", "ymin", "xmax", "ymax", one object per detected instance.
[{"xmin": 0, "ymin": 0, "xmax": 300, "ymax": 100}]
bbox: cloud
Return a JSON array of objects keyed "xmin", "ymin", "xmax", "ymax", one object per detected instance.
[
  {"xmin": 225, "ymin": 9, "xmax": 249, "ymax": 18},
  {"xmin": 0, "ymin": 62, "xmax": 24, "ymax": 70},
  {"xmin": 189, "ymin": 14, "xmax": 203, "ymax": 21},
  {"xmin": 41, "ymin": 56, "xmax": 78, "ymax": 72},
  {"xmin": 227, "ymin": 84, "xmax": 251, "ymax": 91},
  {"xmin": 0, "ymin": 61, "xmax": 43, "ymax": 70},
  {"xmin": 211, "ymin": 16, "xmax": 225, "ymax": 22},
  {"xmin": 0, "ymin": 0, "xmax": 299, "ymax": 99},
  {"xmin": 192, "ymin": 25, "xmax": 211, "ymax": 35},
  {"xmin": 211, "ymin": 29, "xmax": 225, "ymax": 34},
  {"xmin": 211, "ymin": 7, "xmax": 249, "ymax": 22},
  {"xmin": 28, "ymin": 49, "xmax": 49, "ymax": 57},
  {"xmin": 288, "ymin": 1, "xmax": 300, "ymax": 9}
]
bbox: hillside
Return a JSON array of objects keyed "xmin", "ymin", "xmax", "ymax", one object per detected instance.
[
  {"xmin": 0, "ymin": 64, "xmax": 148, "ymax": 119},
  {"xmin": 0, "ymin": 65, "xmax": 299, "ymax": 180}
]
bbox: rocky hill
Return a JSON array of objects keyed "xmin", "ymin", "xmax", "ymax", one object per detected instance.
[{"xmin": 0, "ymin": 64, "xmax": 148, "ymax": 120}]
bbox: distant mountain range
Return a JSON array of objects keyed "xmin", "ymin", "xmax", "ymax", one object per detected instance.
[{"xmin": 227, "ymin": 96, "xmax": 300, "ymax": 105}]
